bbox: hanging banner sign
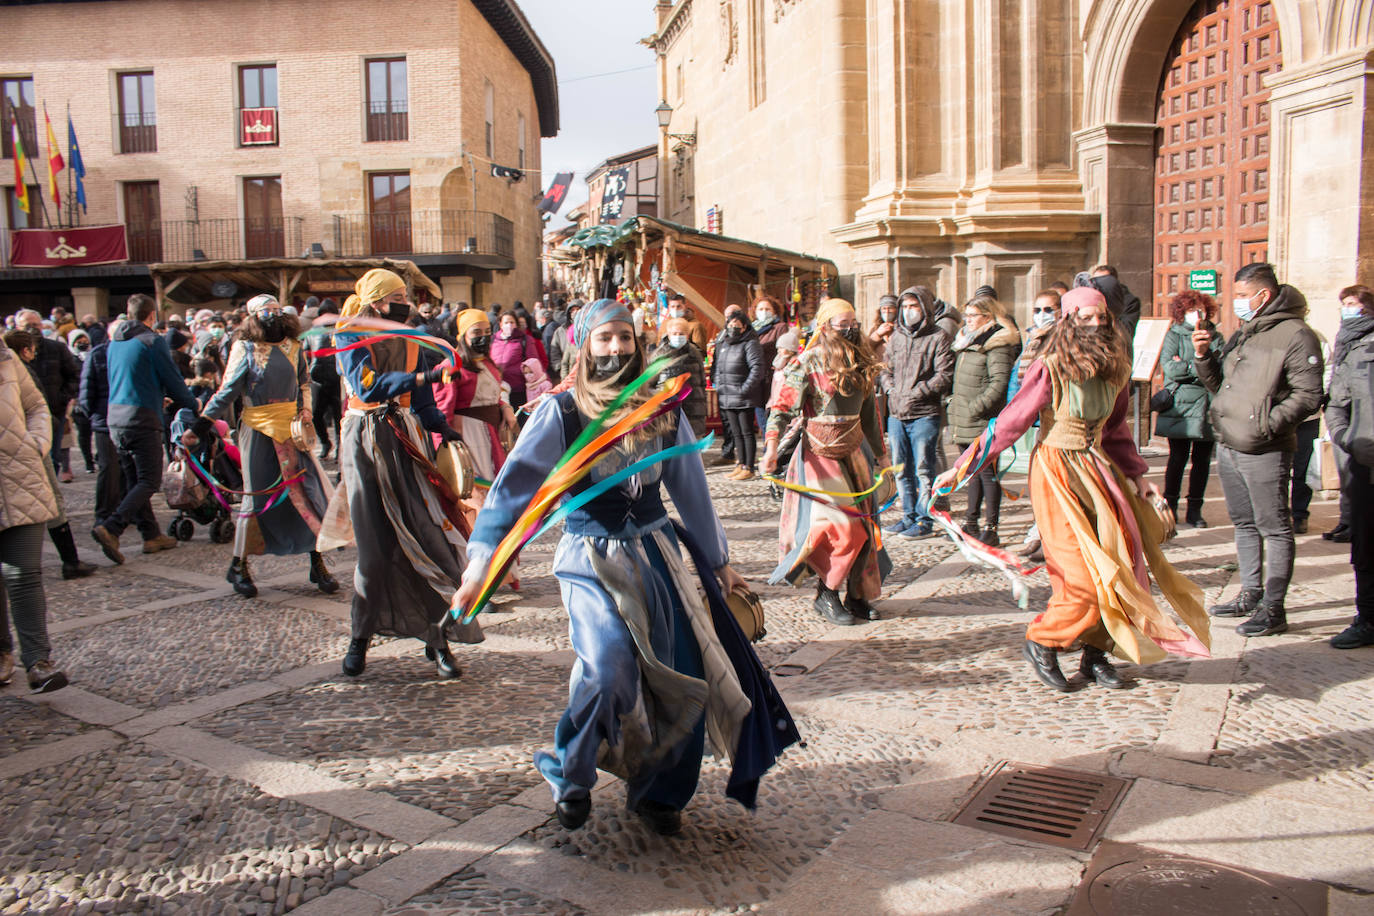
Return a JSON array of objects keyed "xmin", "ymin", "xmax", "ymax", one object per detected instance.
[
  {"xmin": 598, "ymin": 167, "xmax": 629, "ymax": 223},
  {"xmin": 538, "ymin": 171, "xmax": 574, "ymax": 215},
  {"xmin": 10, "ymin": 224, "xmax": 129, "ymax": 267},
  {"xmin": 240, "ymin": 107, "xmax": 278, "ymax": 146}
]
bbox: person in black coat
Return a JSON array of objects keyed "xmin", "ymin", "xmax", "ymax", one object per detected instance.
[
  {"xmin": 712, "ymin": 305, "xmax": 766, "ymax": 480},
  {"xmin": 16, "ymin": 310, "xmax": 80, "ymax": 479}
]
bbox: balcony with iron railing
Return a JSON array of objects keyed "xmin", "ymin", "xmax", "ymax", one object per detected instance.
[
  {"xmin": 332, "ymin": 210, "xmax": 515, "ymax": 263},
  {"xmin": 366, "ymin": 100, "xmax": 408, "ymax": 142},
  {"xmin": 117, "ymin": 112, "xmax": 158, "ymax": 154},
  {"xmin": 125, "ymin": 217, "xmax": 305, "ymax": 263}
]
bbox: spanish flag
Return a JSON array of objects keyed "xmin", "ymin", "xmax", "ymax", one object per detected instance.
[
  {"xmin": 9, "ymin": 116, "xmax": 28, "ymax": 214},
  {"xmin": 44, "ymin": 103, "xmax": 63, "ymax": 210}
]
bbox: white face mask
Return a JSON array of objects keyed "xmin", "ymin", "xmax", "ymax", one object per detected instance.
[
  {"xmin": 1233, "ymin": 294, "xmax": 1259, "ymax": 323},
  {"xmin": 756, "ymin": 309, "xmax": 773, "ymax": 321},
  {"xmin": 667, "ymin": 334, "xmax": 687, "ymax": 348},
  {"xmin": 1032, "ymin": 311, "xmax": 1055, "ymax": 330},
  {"xmin": 669, "ymin": 308, "xmax": 685, "ymax": 319},
  {"xmin": 1183, "ymin": 310, "xmax": 1201, "ymax": 328},
  {"xmin": 1342, "ymin": 304, "xmax": 1364, "ymax": 321}
]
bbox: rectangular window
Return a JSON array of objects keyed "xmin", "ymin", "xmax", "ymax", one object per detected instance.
[
  {"xmin": 365, "ymin": 57, "xmax": 408, "ymax": 141},
  {"xmin": 123, "ymin": 180, "xmax": 162, "ymax": 261},
  {"xmin": 4, "ymin": 185, "xmax": 42, "ymax": 230},
  {"xmin": 517, "ymin": 113, "xmax": 526, "ymax": 169},
  {"xmin": 1, "ymin": 77, "xmax": 36, "ymax": 161},
  {"xmin": 117, "ymin": 71, "xmax": 157, "ymax": 153},
  {"xmin": 238, "ymin": 64, "xmax": 279, "ymax": 146},
  {"xmin": 243, "ymin": 176, "xmax": 284, "ymax": 258},
  {"xmin": 484, "ymin": 80, "xmax": 495, "ymax": 158},
  {"xmin": 367, "ymin": 171, "xmax": 411, "ymax": 254}
]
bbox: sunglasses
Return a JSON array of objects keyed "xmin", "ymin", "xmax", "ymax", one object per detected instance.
[{"xmin": 1032, "ymin": 307, "xmax": 1056, "ymax": 314}]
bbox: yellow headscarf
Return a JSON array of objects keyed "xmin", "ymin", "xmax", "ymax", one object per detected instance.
[
  {"xmin": 814, "ymin": 297, "xmax": 856, "ymax": 330},
  {"xmin": 339, "ymin": 294, "xmax": 363, "ymax": 320},
  {"xmin": 355, "ymin": 268, "xmax": 406, "ymax": 306},
  {"xmin": 455, "ymin": 309, "xmax": 491, "ymax": 339}
]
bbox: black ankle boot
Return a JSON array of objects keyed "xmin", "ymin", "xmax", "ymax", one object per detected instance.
[
  {"xmin": 815, "ymin": 586, "xmax": 859, "ymax": 626},
  {"xmin": 309, "ymin": 551, "xmax": 339, "ymax": 594},
  {"xmin": 1023, "ymin": 639, "xmax": 1072, "ymax": 692},
  {"xmin": 556, "ymin": 797, "xmax": 591, "ymax": 830},
  {"xmin": 633, "ymin": 799, "xmax": 683, "ymax": 836},
  {"xmin": 424, "ymin": 643, "xmax": 462, "ymax": 678},
  {"xmin": 50, "ymin": 523, "xmax": 96, "ymax": 579},
  {"xmin": 226, "ymin": 556, "xmax": 258, "ymax": 598},
  {"xmin": 844, "ymin": 593, "xmax": 879, "ymax": 622},
  {"xmin": 342, "ymin": 636, "xmax": 369, "ymax": 677},
  {"xmin": 1185, "ymin": 500, "xmax": 1208, "ymax": 528},
  {"xmin": 1079, "ymin": 646, "xmax": 1128, "ymax": 689},
  {"xmin": 1236, "ymin": 600, "xmax": 1287, "ymax": 637}
]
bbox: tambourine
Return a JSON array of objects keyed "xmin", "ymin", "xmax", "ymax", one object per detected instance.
[
  {"xmin": 721, "ymin": 585, "xmax": 766, "ymax": 643},
  {"xmin": 1147, "ymin": 493, "xmax": 1177, "ymax": 544},
  {"xmin": 291, "ymin": 415, "xmax": 318, "ymax": 453},
  {"xmin": 437, "ymin": 440, "xmax": 477, "ymax": 500}
]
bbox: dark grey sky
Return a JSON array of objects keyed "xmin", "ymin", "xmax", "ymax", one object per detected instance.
[{"xmin": 518, "ymin": 0, "xmax": 660, "ymax": 225}]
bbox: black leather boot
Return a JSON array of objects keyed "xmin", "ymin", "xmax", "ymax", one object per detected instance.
[
  {"xmin": 556, "ymin": 796, "xmax": 591, "ymax": 830},
  {"xmin": 1208, "ymin": 587, "xmax": 1262, "ymax": 618},
  {"xmin": 844, "ymin": 593, "xmax": 879, "ymax": 622},
  {"xmin": 226, "ymin": 556, "xmax": 258, "ymax": 598},
  {"xmin": 1023, "ymin": 639, "xmax": 1072, "ymax": 692},
  {"xmin": 1236, "ymin": 599, "xmax": 1287, "ymax": 637},
  {"xmin": 633, "ymin": 799, "xmax": 683, "ymax": 836},
  {"xmin": 1079, "ymin": 645, "xmax": 1128, "ymax": 689},
  {"xmin": 342, "ymin": 637, "xmax": 369, "ymax": 677},
  {"xmin": 815, "ymin": 585, "xmax": 859, "ymax": 626},
  {"xmin": 1185, "ymin": 499, "xmax": 1208, "ymax": 528},
  {"xmin": 51, "ymin": 523, "xmax": 96, "ymax": 579},
  {"xmin": 424, "ymin": 643, "xmax": 462, "ymax": 678},
  {"xmin": 309, "ymin": 551, "xmax": 339, "ymax": 594}
]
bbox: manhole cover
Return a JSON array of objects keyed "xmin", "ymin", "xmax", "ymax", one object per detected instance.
[
  {"xmin": 951, "ymin": 761, "xmax": 1131, "ymax": 850},
  {"xmin": 1068, "ymin": 842, "xmax": 1327, "ymax": 915}
]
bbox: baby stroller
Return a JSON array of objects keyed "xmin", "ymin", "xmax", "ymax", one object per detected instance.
[{"xmin": 163, "ymin": 409, "xmax": 241, "ymax": 544}]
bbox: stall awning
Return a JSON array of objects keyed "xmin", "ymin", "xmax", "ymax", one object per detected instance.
[{"xmin": 147, "ymin": 257, "xmax": 441, "ymax": 305}]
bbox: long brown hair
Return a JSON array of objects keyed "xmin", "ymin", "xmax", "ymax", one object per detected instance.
[
  {"xmin": 812, "ymin": 323, "xmax": 882, "ymax": 397},
  {"xmin": 1041, "ymin": 308, "xmax": 1131, "ymax": 387},
  {"xmin": 573, "ymin": 333, "xmax": 676, "ymax": 451},
  {"xmin": 239, "ymin": 311, "xmax": 302, "ymax": 344}
]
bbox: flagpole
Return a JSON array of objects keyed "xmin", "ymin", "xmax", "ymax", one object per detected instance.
[
  {"xmin": 66, "ymin": 102, "xmax": 74, "ymax": 227},
  {"xmin": 20, "ymin": 125, "xmax": 52, "ymax": 228}
]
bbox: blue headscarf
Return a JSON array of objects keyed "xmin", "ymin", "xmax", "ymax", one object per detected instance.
[{"xmin": 573, "ymin": 298, "xmax": 632, "ymax": 348}]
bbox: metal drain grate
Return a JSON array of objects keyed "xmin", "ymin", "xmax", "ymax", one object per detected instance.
[{"xmin": 951, "ymin": 761, "xmax": 1131, "ymax": 850}]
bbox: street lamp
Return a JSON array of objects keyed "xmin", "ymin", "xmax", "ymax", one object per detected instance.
[{"xmin": 654, "ymin": 100, "xmax": 696, "ymax": 146}]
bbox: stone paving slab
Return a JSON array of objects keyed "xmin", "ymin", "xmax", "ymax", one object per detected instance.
[
  {"xmin": 0, "ymin": 740, "xmax": 408, "ymax": 915},
  {"xmin": 381, "ymin": 866, "xmax": 586, "ymax": 916},
  {"xmin": 58, "ymin": 600, "xmax": 350, "ymax": 709},
  {"xmin": 0, "ymin": 693, "xmax": 96, "ymax": 758}
]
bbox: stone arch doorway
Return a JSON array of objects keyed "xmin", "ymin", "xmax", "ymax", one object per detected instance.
[{"xmin": 1152, "ymin": 0, "xmax": 1282, "ymax": 331}]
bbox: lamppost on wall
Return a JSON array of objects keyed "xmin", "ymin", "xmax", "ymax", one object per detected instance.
[{"xmin": 654, "ymin": 100, "xmax": 695, "ymax": 221}]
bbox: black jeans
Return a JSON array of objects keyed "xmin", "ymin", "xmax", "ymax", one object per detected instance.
[
  {"xmin": 0, "ymin": 523, "xmax": 52, "ymax": 668},
  {"xmin": 957, "ymin": 440, "xmax": 1001, "ymax": 528},
  {"xmin": 73, "ymin": 409, "xmax": 94, "ymax": 470},
  {"xmin": 1164, "ymin": 437, "xmax": 1214, "ymax": 514},
  {"xmin": 721, "ymin": 408, "xmax": 757, "ymax": 470},
  {"xmin": 106, "ymin": 426, "xmax": 166, "ymax": 538},
  {"xmin": 1350, "ymin": 460, "xmax": 1373, "ymax": 625},
  {"xmin": 312, "ymin": 380, "xmax": 342, "ymax": 451},
  {"xmin": 1290, "ymin": 418, "xmax": 1321, "ymax": 521}
]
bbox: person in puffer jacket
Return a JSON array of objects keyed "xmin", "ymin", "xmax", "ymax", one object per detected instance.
[
  {"xmin": 1323, "ymin": 285, "xmax": 1374, "ymax": 650},
  {"xmin": 947, "ymin": 295, "xmax": 1021, "ymax": 546},
  {"xmin": 1193, "ymin": 263, "xmax": 1323, "ymax": 639}
]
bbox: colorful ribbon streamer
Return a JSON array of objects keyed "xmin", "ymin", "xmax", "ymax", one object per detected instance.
[
  {"xmin": 302, "ymin": 314, "xmax": 459, "ymax": 366},
  {"xmin": 185, "ymin": 451, "xmax": 303, "ymax": 519},
  {"xmin": 762, "ymin": 463, "xmax": 904, "ymax": 519}
]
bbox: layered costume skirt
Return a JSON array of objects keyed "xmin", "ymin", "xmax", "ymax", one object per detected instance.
[{"xmin": 234, "ymin": 423, "xmax": 331, "ymax": 557}]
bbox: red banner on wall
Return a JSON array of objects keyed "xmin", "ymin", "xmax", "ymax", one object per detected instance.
[
  {"xmin": 240, "ymin": 107, "xmax": 278, "ymax": 146},
  {"xmin": 9, "ymin": 225, "xmax": 129, "ymax": 267}
]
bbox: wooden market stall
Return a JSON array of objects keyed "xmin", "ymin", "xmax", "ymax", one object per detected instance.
[
  {"xmin": 560, "ymin": 216, "xmax": 837, "ymax": 333},
  {"xmin": 147, "ymin": 256, "xmax": 440, "ymax": 309}
]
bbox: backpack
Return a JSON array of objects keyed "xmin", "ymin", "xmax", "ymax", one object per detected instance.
[{"xmin": 163, "ymin": 455, "xmax": 209, "ymax": 509}]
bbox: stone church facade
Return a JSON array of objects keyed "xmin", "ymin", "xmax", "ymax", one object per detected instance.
[{"xmin": 649, "ymin": 0, "xmax": 1373, "ymax": 338}]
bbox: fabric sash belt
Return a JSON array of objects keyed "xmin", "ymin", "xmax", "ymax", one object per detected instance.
[
  {"xmin": 348, "ymin": 393, "xmax": 411, "ymax": 412},
  {"xmin": 240, "ymin": 401, "xmax": 297, "ymax": 444},
  {"xmin": 455, "ymin": 403, "xmax": 502, "ymax": 427}
]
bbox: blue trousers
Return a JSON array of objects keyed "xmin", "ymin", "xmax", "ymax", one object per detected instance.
[{"xmin": 888, "ymin": 415, "xmax": 940, "ymax": 528}]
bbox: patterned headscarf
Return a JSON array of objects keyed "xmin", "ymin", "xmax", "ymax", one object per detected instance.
[
  {"xmin": 573, "ymin": 298, "xmax": 632, "ymax": 348},
  {"xmin": 245, "ymin": 294, "xmax": 279, "ymax": 314}
]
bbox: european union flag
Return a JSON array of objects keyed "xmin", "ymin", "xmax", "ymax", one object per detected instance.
[{"xmin": 67, "ymin": 113, "xmax": 86, "ymax": 214}]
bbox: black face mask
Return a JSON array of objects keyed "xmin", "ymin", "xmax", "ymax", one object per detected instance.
[
  {"xmin": 726, "ymin": 326, "xmax": 742, "ymax": 340},
  {"xmin": 470, "ymin": 334, "xmax": 492, "ymax": 355},
  {"xmin": 592, "ymin": 352, "xmax": 639, "ymax": 381},
  {"xmin": 260, "ymin": 315, "xmax": 286, "ymax": 342},
  {"xmin": 840, "ymin": 326, "xmax": 860, "ymax": 344},
  {"xmin": 385, "ymin": 303, "xmax": 410, "ymax": 323}
]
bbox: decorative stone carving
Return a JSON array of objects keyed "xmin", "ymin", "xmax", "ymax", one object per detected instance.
[
  {"xmin": 772, "ymin": 0, "xmax": 799, "ymax": 21},
  {"xmin": 720, "ymin": 0, "xmax": 738, "ymax": 67}
]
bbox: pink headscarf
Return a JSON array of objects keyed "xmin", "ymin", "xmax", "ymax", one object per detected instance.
[{"xmin": 1060, "ymin": 286, "xmax": 1106, "ymax": 317}]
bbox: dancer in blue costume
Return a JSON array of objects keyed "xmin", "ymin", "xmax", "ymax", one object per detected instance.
[{"xmin": 453, "ymin": 299, "xmax": 799, "ymax": 836}]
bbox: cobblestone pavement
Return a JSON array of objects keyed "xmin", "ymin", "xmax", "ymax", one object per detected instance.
[{"xmin": 2, "ymin": 450, "xmax": 1369, "ymax": 914}]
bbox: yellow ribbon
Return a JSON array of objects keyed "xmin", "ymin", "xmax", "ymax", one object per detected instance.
[
  {"xmin": 239, "ymin": 401, "xmax": 298, "ymax": 444},
  {"xmin": 764, "ymin": 463, "xmax": 904, "ymax": 501}
]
